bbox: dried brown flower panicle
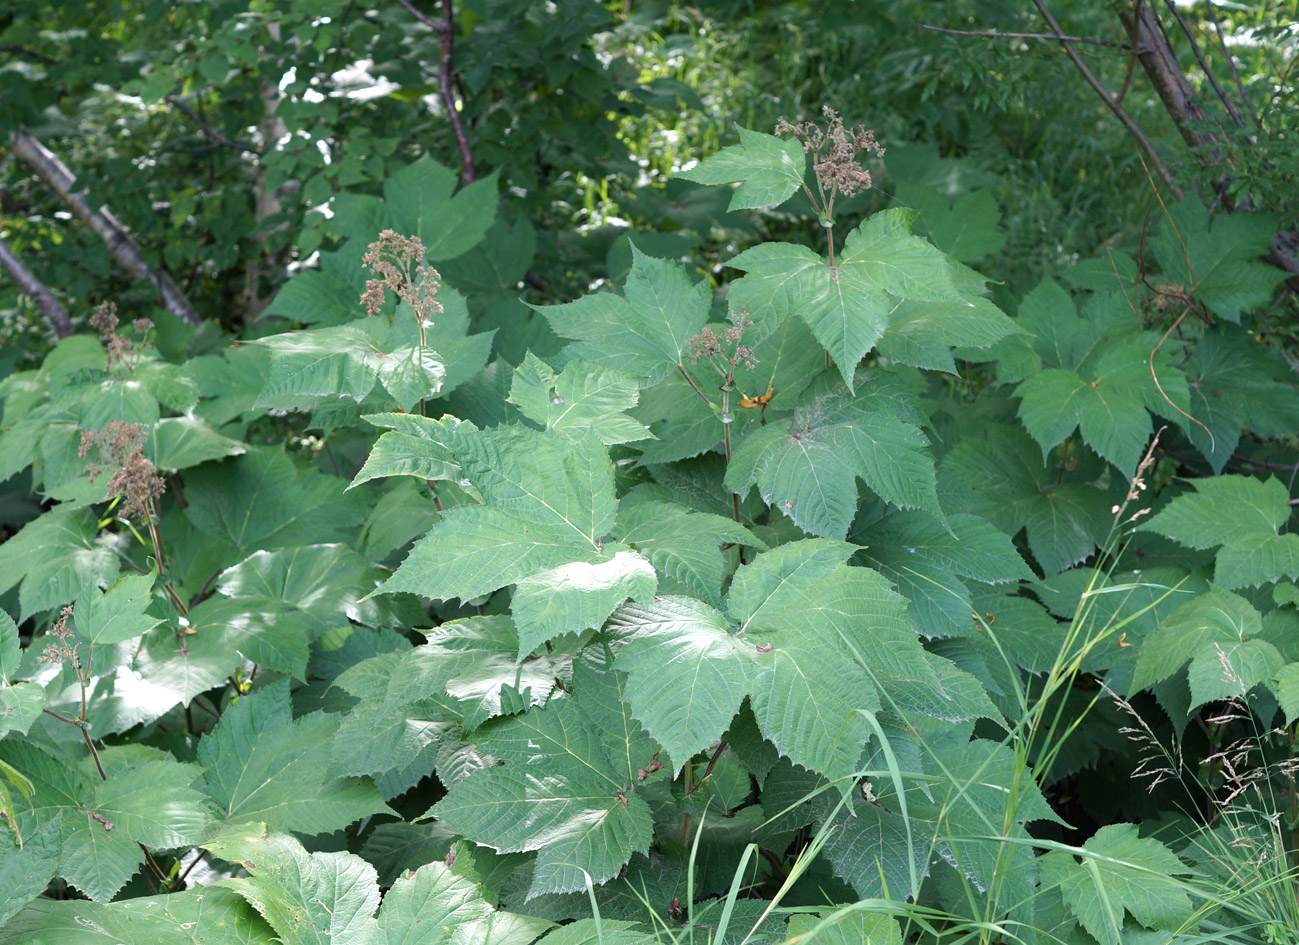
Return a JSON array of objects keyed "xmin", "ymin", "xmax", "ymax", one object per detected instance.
[
  {"xmin": 90, "ymin": 301, "xmax": 154, "ymax": 374},
  {"xmin": 360, "ymin": 230, "xmax": 442, "ymax": 345},
  {"xmin": 39, "ymin": 605, "xmax": 79, "ymax": 669},
  {"xmin": 775, "ymin": 105, "xmax": 884, "ymax": 200},
  {"xmin": 687, "ymin": 309, "xmax": 757, "ymax": 375},
  {"xmin": 79, "ymin": 420, "xmax": 166, "ymax": 522}
]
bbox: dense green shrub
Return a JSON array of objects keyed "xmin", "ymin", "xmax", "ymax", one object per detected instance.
[{"xmin": 2, "ymin": 2, "xmax": 1298, "ymax": 943}]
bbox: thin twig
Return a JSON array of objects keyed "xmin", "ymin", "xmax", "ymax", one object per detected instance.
[
  {"xmin": 0, "ymin": 44, "xmax": 55, "ymax": 63},
  {"xmin": 9, "ymin": 127, "xmax": 202, "ymax": 325},
  {"xmin": 1031, "ymin": 0, "xmax": 1183, "ymax": 200},
  {"xmin": 1231, "ymin": 454, "xmax": 1299, "ymax": 472},
  {"xmin": 921, "ymin": 24, "xmax": 1124, "ymax": 49},
  {"xmin": 678, "ymin": 363, "xmax": 712, "ymax": 405},
  {"xmin": 396, "ymin": 1, "xmax": 474, "ymax": 183},
  {"xmin": 1206, "ymin": 1, "xmax": 1262, "ymax": 134},
  {"xmin": 164, "ymin": 96, "xmax": 263, "ymax": 155},
  {"xmin": 178, "ymin": 849, "xmax": 208, "ymax": 884},
  {"xmin": 438, "ymin": 1, "xmax": 475, "ymax": 184},
  {"xmin": 1158, "ymin": 0, "xmax": 1245, "ymax": 129},
  {"xmin": 395, "ymin": 0, "xmax": 447, "ymax": 32},
  {"xmin": 683, "ymin": 740, "xmax": 729, "ymax": 797}
]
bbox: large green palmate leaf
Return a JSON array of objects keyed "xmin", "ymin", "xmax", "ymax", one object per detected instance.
[
  {"xmin": 0, "ymin": 741, "xmax": 209, "ymax": 903},
  {"xmin": 184, "ymin": 446, "xmax": 366, "ymax": 552},
  {"xmin": 1152, "ymin": 197, "xmax": 1286, "ymax": 322},
  {"xmin": 1130, "ymin": 585, "xmax": 1283, "ymax": 712},
  {"xmin": 511, "ymin": 551, "xmax": 657, "ymax": 659},
  {"xmin": 939, "ymin": 424, "xmax": 1111, "ymax": 575},
  {"xmin": 726, "ymin": 209, "xmax": 962, "ymax": 384},
  {"xmin": 379, "ymin": 425, "xmax": 614, "ymax": 599},
  {"xmin": 1040, "ymin": 824, "xmax": 1194, "ymax": 945},
  {"xmin": 0, "ymin": 609, "xmax": 44, "ymax": 740},
  {"xmin": 72, "ymin": 571, "xmax": 162, "ymax": 645},
  {"xmin": 726, "ymin": 370, "xmax": 942, "ymax": 538},
  {"xmin": 198, "ymin": 682, "xmax": 392, "ymax": 835},
  {"xmin": 609, "ymin": 596, "xmax": 757, "ymax": 773},
  {"xmin": 375, "ymin": 859, "xmax": 555, "ymax": 945},
  {"xmin": 632, "ymin": 314, "xmax": 825, "ymax": 466},
  {"xmin": 877, "ymin": 294, "xmax": 1022, "ymax": 375},
  {"xmin": 250, "ymin": 318, "xmax": 444, "ymax": 413},
  {"xmin": 0, "ymin": 818, "xmax": 61, "ymax": 927},
  {"xmin": 1141, "ymin": 475, "xmax": 1299, "ymax": 589},
  {"xmin": 673, "ymin": 125, "xmax": 806, "ymax": 211},
  {"xmin": 332, "ymin": 157, "xmax": 499, "ymax": 262},
  {"xmin": 376, "ymin": 425, "xmax": 659, "ymax": 653},
  {"xmin": 148, "ymin": 414, "xmax": 248, "ymax": 472},
  {"xmin": 206, "ymin": 829, "xmax": 381, "ymax": 945},
  {"xmin": 1016, "ymin": 337, "xmax": 1189, "ymax": 476},
  {"xmin": 0, "ymin": 885, "xmax": 275, "ymax": 944},
  {"xmin": 854, "ymin": 511, "xmax": 1034, "ymax": 638},
  {"xmin": 434, "ymin": 656, "xmax": 661, "ymax": 899},
  {"xmin": 143, "ymin": 543, "xmax": 385, "ymax": 691},
  {"xmin": 786, "ymin": 910, "xmax": 903, "ymax": 945},
  {"xmin": 892, "ymin": 182, "xmax": 1006, "ymax": 263},
  {"xmin": 0, "ymin": 505, "xmax": 120, "ymax": 621},
  {"xmin": 349, "ymin": 413, "xmax": 473, "ymax": 491},
  {"xmin": 1184, "ymin": 327, "xmax": 1299, "ymax": 472},
  {"xmin": 610, "ymin": 540, "xmax": 976, "ymax": 784},
  {"xmin": 508, "ymin": 354, "xmax": 651, "ymax": 446},
  {"xmin": 330, "ymin": 615, "xmax": 571, "ymax": 785},
  {"xmin": 534, "ymin": 246, "xmax": 711, "ymax": 385},
  {"xmin": 909, "ymin": 739, "xmax": 1063, "ymax": 922},
  {"xmin": 611, "ymin": 497, "xmax": 765, "ymax": 607}
]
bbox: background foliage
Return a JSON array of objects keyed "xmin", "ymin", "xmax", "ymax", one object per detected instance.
[{"xmin": 1, "ymin": 1, "xmax": 1298, "ymax": 942}]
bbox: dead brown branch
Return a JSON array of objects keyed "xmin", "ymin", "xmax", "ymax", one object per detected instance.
[{"xmin": 8, "ymin": 127, "xmax": 202, "ymax": 325}]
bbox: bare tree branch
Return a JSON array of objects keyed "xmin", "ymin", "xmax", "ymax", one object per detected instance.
[
  {"xmin": 396, "ymin": 0, "xmax": 475, "ymax": 184},
  {"xmin": 9, "ymin": 127, "xmax": 202, "ymax": 326},
  {"xmin": 395, "ymin": 0, "xmax": 447, "ymax": 33},
  {"xmin": 438, "ymin": 1, "xmax": 475, "ymax": 184},
  {"xmin": 1159, "ymin": 0, "xmax": 1245, "ymax": 130},
  {"xmin": 1205, "ymin": 0, "xmax": 1262, "ymax": 133},
  {"xmin": 0, "ymin": 44, "xmax": 55, "ymax": 64},
  {"xmin": 0, "ymin": 232, "xmax": 74, "ymax": 337},
  {"xmin": 1031, "ymin": 0, "xmax": 1184, "ymax": 199},
  {"xmin": 921, "ymin": 24, "xmax": 1125, "ymax": 49},
  {"xmin": 165, "ymin": 95, "xmax": 263, "ymax": 155}
]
